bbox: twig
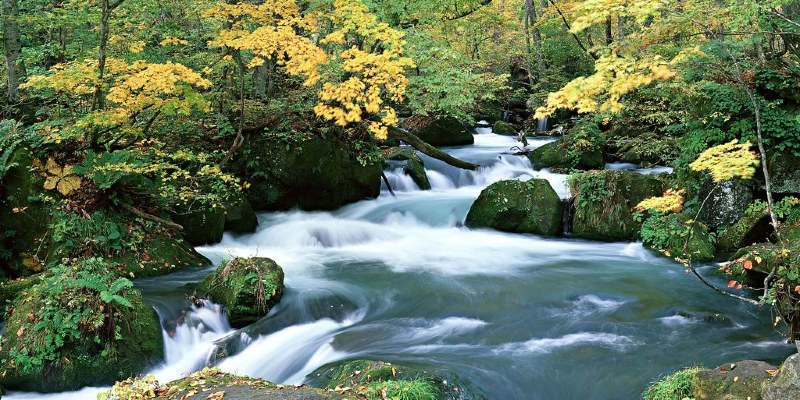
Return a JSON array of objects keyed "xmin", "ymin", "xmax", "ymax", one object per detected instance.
[{"xmin": 120, "ymin": 203, "xmax": 183, "ymax": 231}]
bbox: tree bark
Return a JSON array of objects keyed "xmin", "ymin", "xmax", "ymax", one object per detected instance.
[
  {"xmin": 388, "ymin": 127, "xmax": 479, "ymax": 171},
  {"xmin": 2, "ymin": 0, "xmax": 22, "ymax": 106}
]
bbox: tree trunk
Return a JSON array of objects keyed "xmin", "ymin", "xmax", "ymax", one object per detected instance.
[
  {"xmin": 2, "ymin": 0, "xmax": 22, "ymax": 106},
  {"xmin": 387, "ymin": 127, "xmax": 479, "ymax": 171}
]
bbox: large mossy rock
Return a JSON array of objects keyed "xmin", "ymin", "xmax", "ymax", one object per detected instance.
[
  {"xmin": 111, "ymin": 232, "xmax": 210, "ymax": 278},
  {"xmin": 492, "ymin": 120, "xmax": 517, "ymax": 135},
  {"xmin": 641, "ymin": 213, "xmax": 716, "ymax": 262},
  {"xmin": 0, "ymin": 278, "xmax": 163, "ymax": 392},
  {"xmin": 716, "ymin": 208, "xmax": 771, "ymax": 254},
  {"xmin": 528, "ymin": 138, "xmax": 604, "ymax": 171},
  {"xmin": 169, "ymin": 204, "xmax": 225, "ymax": 246},
  {"xmin": 465, "ymin": 179, "xmax": 563, "ymax": 236},
  {"xmin": 692, "ymin": 360, "xmax": 775, "ymax": 400},
  {"xmin": 100, "ymin": 368, "xmax": 344, "ymax": 400},
  {"xmin": 763, "ymin": 353, "xmax": 800, "ymax": 400},
  {"xmin": 198, "ymin": 257, "xmax": 284, "ymax": 328},
  {"xmin": 308, "ymin": 359, "xmax": 479, "ymax": 400},
  {"xmin": 409, "ymin": 117, "xmax": 474, "ymax": 146},
  {"xmin": 0, "ymin": 275, "xmax": 42, "ymax": 310},
  {"xmin": 0, "ymin": 149, "xmax": 51, "ymax": 276},
  {"xmin": 234, "ymin": 134, "xmax": 381, "ymax": 211},
  {"xmin": 768, "ymin": 152, "xmax": 800, "ymax": 194},
  {"xmin": 224, "ymin": 196, "xmax": 258, "ymax": 233},
  {"xmin": 385, "ymin": 147, "xmax": 431, "ymax": 190},
  {"xmin": 570, "ymin": 170, "xmax": 664, "ymax": 241}
]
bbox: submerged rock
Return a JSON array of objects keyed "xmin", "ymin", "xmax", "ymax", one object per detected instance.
[
  {"xmin": 233, "ymin": 134, "xmax": 381, "ymax": 211},
  {"xmin": 570, "ymin": 170, "xmax": 664, "ymax": 241},
  {"xmin": 385, "ymin": 147, "xmax": 431, "ymax": 190},
  {"xmin": 692, "ymin": 360, "xmax": 775, "ymax": 400},
  {"xmin": 406, "ymin": 116, "xmax": 474, "ymax": 146},
  {"xmin": 465, "ymin": 179, "xmax": 563, "ymax": 236},
  {"xmin": 197, "ymin": 257, "xmax": 285, "ymax": 328},
  {"xmin": 308, "ymin": 359, "xmax": 480, "ymax": 400},
  {"xmin": 763, "ymin": 353, "xmax": 800, "ymax": 400}
]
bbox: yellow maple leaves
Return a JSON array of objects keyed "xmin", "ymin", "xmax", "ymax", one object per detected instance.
[
  {"xmin": 106, "ymin": 61, "xmax": 211, "ymax": 114},
  {"xmin": 636, "ymin": 189, "xmax": 686, "ymax": 214},
  {"xmin": 690, "ymin": 140, "xmax": 760, "ymax": 182}
]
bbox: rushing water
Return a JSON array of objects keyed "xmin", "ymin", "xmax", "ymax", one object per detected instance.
[{"xmin": 7, "ymin": 126, "xmax": 794, "ymax": 399}]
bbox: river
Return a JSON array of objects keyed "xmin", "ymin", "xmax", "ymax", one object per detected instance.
[{"xmin": 7, "ymin": 126, "xmax": 794, "ymax": 399}]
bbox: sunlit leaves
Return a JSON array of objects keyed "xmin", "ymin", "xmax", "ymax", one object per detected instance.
[
  {"xmin": 689, "ymin": 140, "xmax": 760, "ymax": 182},
  {"xmin": 636, "ymin": 189, "xmax": 685, "ymax": 214},
  {"xmin": 42, "ymin": 158, "xmax": 83, "ymax": 196}
]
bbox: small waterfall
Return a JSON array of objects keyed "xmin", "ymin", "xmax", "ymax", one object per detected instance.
[
  {"xmin": 537, "ymin": 117, "xmax": 549, "ymax": 133},
  {"xmin": 562, "ymin": 198, "xmax": 574, "ymax": 237},
  {"xmin": 382, "ymin": 167, "xmax": 420, "ymax": 192},
  {"xmin": 149, "ymin": 299, "xmax": 234, "ymax": 382}
]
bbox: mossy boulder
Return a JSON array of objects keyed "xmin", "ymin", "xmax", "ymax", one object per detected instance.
[
  {"xmin": 224, "ymin": 196, "xmax": 258, "ymax": 234},
  {"xmin": 641, "ymin": 213, "xmax": 716, "ymax": 262},
  {"xmin": 0, "ymin": 274, "xmax": 42, "ymax": 311},
  {"xmin": 112, "ymin": 232, "xmax": 210, "ymax": 278},
  {"xmin": 615, "ymin": 133, "xmax": 680, "ymax": 167},
  {"xmin": 169, "ymin": 204, "xmax": 225, "ymax": 246},
  {"xmin": 768, "ymin": 152, "xmax": 800, "ymax": 194},
  {"xmin": 197, "ymin": 257, "xmax": 284, "ymax": 328},
  {"xmin": 716, "ymin": 208, "xmax": 772, "ymax": 254},
  {"xmin": 0, "ymin": 274, "xmax": 163, "ymax": 392},
  {"xmin": 692, "ymin": 360, "xmax": 775, "ymax": 400},
  {"xmin": 763, "ymin": 353, "xmax": 800, "ymax": 400},
  {"xmin": 492, "ymin": 120, "xmax": 517, "ymax": 135},
  {"xmin": 0, "ymin": 149, "xmax": 51, "ymax": 276},
  {"xmin": 308, "ymin": 359, "xmax": 478, "ymax": 400},
  {"xmin": 570, "ymin": 170, "xmax": 664, "ymax": 241},
  {"xmin": 100, "ymin": 368, "xmax": 345, "ymax": 400},
  {"xmin": 385, "ymin": 147, "xmax": 431, "ymax": 190},
  {"xmin": 411, "ymin": 117, "xmax": 474, "ymax": 146},
  {"xmin": 233, "ymin": 133, "xmax": 382, "ymax": 211},
  {"xmin": 528, "ymin": 138, "xmax": 604, "ymax": 170},
  {"xmin": 465, "ymin": 179, "xmax": 563, "ymax": 236}
]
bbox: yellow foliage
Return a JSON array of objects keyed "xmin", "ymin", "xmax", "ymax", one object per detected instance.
[
  {"xmin": 690, "ymin": 140, "xmax": 760, "ymax": 182},
  {"xmin": 636, "ymin": 189, "xmax": 685, "ymax": 213},
  {"xmin": 570, "ymin": 0, "xmax": 667, "ymax": 33},
  {"xmin": 106, "ymin": 61, "xmax": 211, "ymax": 114}
]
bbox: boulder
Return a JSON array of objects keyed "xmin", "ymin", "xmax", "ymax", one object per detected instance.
[
  {"xmin": 170, "ymin": 204, "xmax": 225, "ymax": 246},
  {"xmin": 0, "ymin": 262, "xmax": 164, "ymax": 392},
  {"xmin": 763, "ymin": 353, "xmax": 800, "ymax": 400},
  {"xmin": 465, "ymin": 179, "xmax": 563, "ymax": 236},
  {"xmin": 528, "ymin": 139, "xmax": 604, "ymax": 171},
  {"xmin": 716, "ymin": 207, "xmax": 772, "ymax": 253},
  {"xmin": 0, "ymin": 274, "xmax": 42, "ymax": 310},
  {"xmin": 641, "ymin": 213, "xmax": 716, "ymax": 262},
  {"xmin": 234, "ymin": 134, "xmax": 382, "ymax": 211},
  {"xmin": 768, "ymin": 152, "xmax": 800, "ymax": 194},
  {"xmin": 411, "ymin": 117, "xmax": 474, "ymax": 146},
  {"xmin": 99, "ymin": 368, "xmax": 345, "ymax": 400},
  {"xmin": 492, "ymin": 120, "xmax": 517, "ymax": 135},
  {"xmin": 112, "ymin": 232, "xmax": 210, "ymax": 278},
  {"xmin": 197, "ymin": 257, "xmax": 284, "ymax": 328},
  {"xmin": 307, "ymin": 359, "xmax": 478, "ymax": 400},
  {"xmin": 570, "ymin": 170, "xmax": 664, "ymax": 241},
  {"xmin": 385, "ymin": 147, "xmax": 431, "ymax": 190},
  {"xmin": 697, "ymin": 179, "xmax": 754, "ymax": 229},
  {"xmin": 692, "ymin": 360, "xmax": 775, "ymax": 400},
  {"xmin": 0, "ymin": 149, "xmax": 51, "ymax": 276},
  {"xmin": 224, "ymin": 196, "xmax": 259, "ymax": 233}
]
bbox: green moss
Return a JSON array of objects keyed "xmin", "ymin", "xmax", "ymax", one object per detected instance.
[
  {"xmin": 691, "ymin": 360, "xmax": 774, "ymax": 400},
  {"xmin": 233, "ymin": 133, "xmax": 382, "ymax": 211},
  {"xmin": 385, "ymin": 147, "xmax": 431, "ymax": 190},
  {"xmin": 465, "ymin": 179, "xmax": 563, "ymax": 236},
  {"xmin": 224, "ymin": 196, "xmax": 258, "ymax": 233},
  {"xmin": 0, "ymin": 149, "xmax": 52, "ymax": 276},
  {"xmin": 528, "ymin": 120, "xmax": 605, "ymax": 171},
  {"xmin": 642, "ymin": 367, "xmax": 699, "ymax": 400},
  {"xmin": 0, "ymin": 268, "xmax": 164, "ymax": 392},
  {"xmin": 492, "ymin": 121, "xmax": 517, "ymax": 135},
  {"xmin": 413, "ymin": 117, "xmax": 474, "ymax": 146},
  {"xmin": 308, "ymin": 359, "xmax": 475, "ymax": 400},
  {"xmin": 716, "ymin": 209, "xmax": 769, "ymax": 253},
  {"xmin": 0, "ymin": 274, "xmax": 42, "ymax": 312},
  {"xmin": 197, "ymin": 257, "xmax": 284, "ymax": 328},
  {"xmin": 570, "ymin": 170, "xmax": 664, "ymax": 241},
  {"xmin": 112, "ymin": 232, "xmax": 210, "ymax": 278},
  {"xmin": 169, "ymin": 204, "xmax": 225, "ymax": 246},
  {"xmin": 641, "ymin": 213, "xmax": 716, "ymax": 262}
]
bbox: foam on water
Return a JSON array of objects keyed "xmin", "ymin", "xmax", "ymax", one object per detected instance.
[{"xmin": 498, "ymin": 333, "xmax": 638, "ymax": 354}]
